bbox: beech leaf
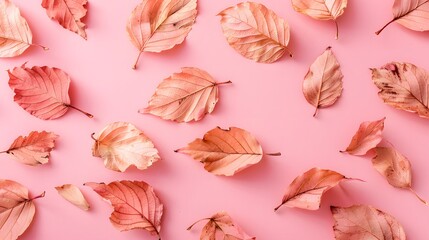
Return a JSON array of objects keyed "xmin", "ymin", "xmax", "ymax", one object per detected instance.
[
  {"xmin": 127, "ymin": 0, "xmax": 197, "ymax": 69},
  {"xmin": 218, "ymin": 2, "xmax": 292, "ymax": 63},
  {"xmin": 371, "ymin": 62, "xmax": 429, "ymax": 119},
  {"xmin": 0, "ymin": 179, "xmax": 45, "ymax": 240},
  {"xmin": 187, "ymin": 212, "xmax": 255, "ymax": 240},
  {"xmin": 85, "ymin": 181, "xmax": 163, "ymax": 239},
  {"xmin": 303, "ymin": 46, "xmax": 343, "ymax": 116},
  {"xmin": 376, "ymin": 0, "xmax": 429, "ymax": 35},
  {"xmin": 275, "ymin": 168, "xmax": 355, "ymax": 211},
  {"xmin": 55, "ymin": 184, "xmax": 90, "ymax": 210},
  {"xmin": 175, "ymin": 126, "xmax": 280, "ymax": 176},
  {"xmin": 91, "ymin": 122, "xmax": 160, "ymax": 172},
  {"xmin": 341, "ymin": 117, "xmax": 385, "ymax": 156},
  {"xmin": 41, "ymin": 0, "xmax": 88, "ymax": 39},
  {"xmin": 140, "ymin": 67, "xmax": 231, "ymax": 123},
  {"xmin": 331, "ymin": 205, "xmax": 406, "ymax": 240},
  {"xmin": 291, "ymin": 0, "xmax": 347, "ymax": 39}
]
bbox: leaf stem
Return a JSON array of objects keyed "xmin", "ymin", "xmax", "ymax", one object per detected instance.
[
  {"xmin": 334, "ymin": 20, "xmax": 339, "ymax": 40},
  {"xmin": 65, "ymin": 104, "xmax": 93, "ymax": 118},
  {"xmin": 265, "ymin": 152, "xmax": 281, "ymax": 156},
  {"xmin": 313, "ymin": 107, "xmax": 319, "ymax": 117},
  {"xmin": 133, "ymin": 51, "xmax": 143, "ymax": 69},
  {"xmin": 29, "ymin": 191, "xmax": 46, "ymax": 201},
  {"xmin": 90, "ymin": 133, "xmax": 97, "ymax": 141},
  {"xmin": 274, "ymin": 201, "xmax": 285, "ymax": 211},
  {"xmin": 215, "ymin": 80, "xmax": 232, "ymax": 86},
  {"xmin": 187, "ymin": 218, "xmax": 211, "ymax": 230},
  {"xmin": 408, "ymin": 187, "xmax": 428, "ymax": 205},
  {"xmin": 30, "ymin": 43, "xmax": 49, "ymax": 51},
  {"xmin": 0, "ymin": 150, "xmax": 8, "ymax": 154},
  {"xmin": 375, "ymin": 18, "xmax": 396, "ymax": 35}
]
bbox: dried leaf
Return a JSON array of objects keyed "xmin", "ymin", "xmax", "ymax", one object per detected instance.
[
  {"xmin": 41, "ymin": 0, "xmax": 88, "ymax": 39},
  {"xmin": 373, "ymin": 147, "xmax": 427, "ymax": 205},
  {"xmin": 8, "ymin": 63, "xmax": 93, "ymax": 120},
  {"xmin": 91, "ymin": 122, "xmax": 160, "ymax": 172},
  {"xmin": 341, "ymin": 118, "xmax": 385, "ymax": 156},
  {"xmin": 176, "ymin": 126, "xmax": 280, "ymax": 176},
  {"xmin": 55, "ymin": 184, "xmax": 90, "ymax": 210},
  {"xmin": 291, "ymin": 0, "xmax": 347, "ymax": 39},
  {"xmin": 140, "ymin": 67, "xmax": 231, "ymax": 123},
  {"xmin": 1, "ymin": 131, "xmax": 58, "ymax": 166},
  {"xmin": 127, "ymin": 0, "xmax": 197, "ymax": 69},
  {"xmin": 275, "ymin": 168, "xmax": 353, "ymax": 211},
  {"xmin": 85, "ymin": 181, "xmax": 163, "ymax": 238},
  {"xmin": 187, "ymin": 212, "xmax": 255, "ymax": 240},
  {"xmin": 218, "ymin": 2, "xmax": 291, "ymax": 63},
  {"xmin": 371, "ymin": 62, "xmax": 429, "ymax": 119},
  {"xmin": 331, "ymin": 205, "xmax": 406, "ymax": 240},
  {"xmin": 0, "ymin": 179, "xmax": 45, "ymax": 240},
  {"xmin": 303, "ymin": 46, "xmax": 343, "ymax": 116},
  {"xmin": 376, "ymin": 0, "xmax": 429, "ymax": 35}
]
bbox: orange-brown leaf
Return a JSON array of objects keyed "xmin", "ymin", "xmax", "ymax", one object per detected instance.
[
  {"xmin": 218, "ymin": 2, "xmax": 291, "ymax": 63},
  {"xmin": 341, "ymin": 118, "xmax": 385, "ymax": 156},
  {"xmin": 92, "ymin": 122, "xmax": 160, "ymax": 172},
  {"xmin": 55, "ymin": 184, "xmax": 90, "ymax": 210}
]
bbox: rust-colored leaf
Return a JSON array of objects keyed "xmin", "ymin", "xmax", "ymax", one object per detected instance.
[
  {"xmin": 331, "ymin": 205, "xmax": 406, "ymax": 240},
  {"xmin": 91, "ymin": 122, "xmax": 160, "ymax": 172},
  {"xmin": 140, "ymin": 67, "xmax": 231, "ymax": 123},
  {"xmin": 218, "ymin": 2, "xmax": 291, "ymax": 63},
  {"xmin": 55, "ymin": 184, "xmax": 90, "ymax": 210},
  {"xmin": 85, "ymin": 181, "xmax": 163, "ymax": 239},
  {"xmin": 341, "ymin": 118, "xmax": 385, "ymax": 156},
  {"xmin": 41, "ymin": 0, "xmax": 88, "ymax": 39},
  {"xmin": 127, "ymin": 0, "xmax": 197, "ymax": 69},
  {"xmin": 303, "ymin": 46, "xmax": 343, "ymax": 116}
]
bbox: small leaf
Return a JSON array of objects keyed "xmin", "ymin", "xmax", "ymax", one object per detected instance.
[
  {"xmin": 218, "ymin": 2, "xmax": 292, "ymax": 63},
  {"xmin": 341, "ymin": 117, "xmax": 385, "ymax": 156},
  {"xmin": 85, "ymin": 181, "xmax": 163, "ymax": 239},
  {"xmin": 55, "ymin": 184, "xmax": 90, "ymax": 210},
  {"xmin": 331, "ymin": 205, "xmax": 406, "ymax": 240},
  {"xmin": 92, "ymin": 122, "xmax": 160, "ymax": 172}
]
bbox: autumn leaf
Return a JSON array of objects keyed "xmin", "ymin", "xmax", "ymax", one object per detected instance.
[
  {"xmin": 91, "ymin": 122, "xmax": 160, "ymax": 172},
  {"xmin": 0, "ymin": 179, "xmax": 45, "ymax": 240},
  {"xmin": 376, "ymin": 0, "xmax": 429, "ymax": 35},
  {"xmin": 175, "ymin": 126, "xmax": 280, "ymax": 176},
  {"xmin": 303, "ymin": 46, "xmax": 343, "ymax": 116},
  {"xmin": 85, "ymin": 181, "xmax": 163, "ymax": 239},
  {"xmin": 139, "ymin": 67, "xmax": 231, "ymax": 123},
  {"xmin": 371, "ymin": 62, "xmax": 429, "ymax": 119},
  {"xmin": 275, "ymin": 168, "xmax": 356, "ymax": 211},
  {"xmin": 0, "ymin": 131, "xmax": 58, "ymax": 166},
  {"xmin": 187, "ymin": 212, "xmax": 255, "ymax": 240},
  {"xmin": 55, "ymin": 184, "xmax": 90, "ymax": 210},
  {"xmin": 341, "ymin": 118, "xmax": 385, "ymax": 156},
  {"xmin": 127, "ymin": 0, "xmax": 197, "ymax": 69},
  {"xmin": 41, "ymin": 0, "xmax": 88, "ymax": 39},
  {"xmin": 331, "ymin": 205, "xmax": 406, "ymax": 240},
  {"xmin": 218, "ymin": 2, "xmax": 292, "ymax": 63},
  {"xmin": 291, "ymin": 0, "xmax": 347, "ymax": 39},
  {"xmin": 8, "ymin": 63, "xmax": 93, "ymax": 120}
]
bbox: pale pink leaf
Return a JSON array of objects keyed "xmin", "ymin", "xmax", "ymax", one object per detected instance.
[
  {"xmin": 55, "ymin": 184, "xmax": 90, "ymax": 210},
  {"xmin": 341, "ymin": 118, "xmax": 385, "ymax": 156}
]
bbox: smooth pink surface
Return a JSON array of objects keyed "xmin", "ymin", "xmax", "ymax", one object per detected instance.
[{"xmin": 0, "ymin": 0, "xmax": 428, "ymax": 239}]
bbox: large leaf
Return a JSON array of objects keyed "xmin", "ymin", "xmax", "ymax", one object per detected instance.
[
  {"xmin": 341, "ymin": 118, "xmax": 385, "ymax": 156},
  {"xmin": 55, "ymin": 184, "xmax": 90, "ymax": 210}
]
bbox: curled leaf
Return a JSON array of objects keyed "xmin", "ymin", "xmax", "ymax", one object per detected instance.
[
  {"xmin": 55, "ymin": 184, "xmax": 90, "ymax": 210},
  {"xmin": 92, "ymin": 122, "xmax": 160, "ymax": 172},
  {"xmin": 218, "ymin": 2, "xmax": 291, "ymax": 63},
  {"xmin": 85, "ymin": 181, "xmax": 163, "ymax": 239},
  {"xmin": 140, "ymin": 67, "xmax": 231, "ymax": 123},
  {"xmin": 331, "ymin": 205, "xmax": 406, "ymax": 240},
  {"xmin": 341, "ymin": 118, "xmax": 385, "ymax": 156}
]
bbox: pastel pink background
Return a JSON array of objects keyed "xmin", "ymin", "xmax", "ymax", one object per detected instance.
[{"xmin": 0, "ymin": 0, "xmax": 428, "ymax": 239}]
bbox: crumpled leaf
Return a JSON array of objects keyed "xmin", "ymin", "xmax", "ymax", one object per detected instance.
[
  {"xmin": 218, "ymin": 2, "xmax": 292, "ymax": 63},
  {"xmin": 0, "ymin": 179, "xmax": 45, "ymax": 240},
  {"xmin": 376, "ymin": 0, "xmax": 429, "ymax": 35},
  {"xmin": 55, "ymin": 184, "xmax": 90, "ymax": 210},
  {"xmin": 373, "ymin": 147, "xmax": 427, "ymax": 205},
  {"xmin": 92, "ymin": 122, "xmax": 160, "ymax": 172},
  {"xmin": 140, "ymin": 67, "xmax": 231, "ymax": 123},
  {"xmin": 303, "ymin": 46, "xmax": 343, "ymax": 116},
  {"xmin": 127, "ymin": 0, "xmax": 197, "ymax": 69},
  {"xmin": 275, "ymin": 168, "xmax": 354, "ymax": 211},
  {"xmin": 371, "ymin": 62, "xmax": 429, "ymax": 119},
  {"xmin": 331, "ymin": 205, "xmax": 406, "ymax": 240},
  {"xmin": 175, "ymin": 126, "xmax": 280, "ymax": 176},
  {"xmin": 1, "ymin": 131, "xmax": 58, "ymax": 166},
  {"xmin": 8, "ymin": 63, "xmax": 93, "ymax": 120},
  {"xmin": 85, "ymin": 181, "xmax": 163, "ymax": 239},
  {"xmin": 41, "ymin": 0, "xmax": 88, "ymax": 39},
  {"xmin": 341, "ymin": 118, "xmax": 385, "ymax": 156},
  {"xmin": 187, "ymin": 212, "xmax": 255, "ymax": 240},
  {"xmin": 291, "ymin": 0, "xmax": 347, "ymax": 39}
]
